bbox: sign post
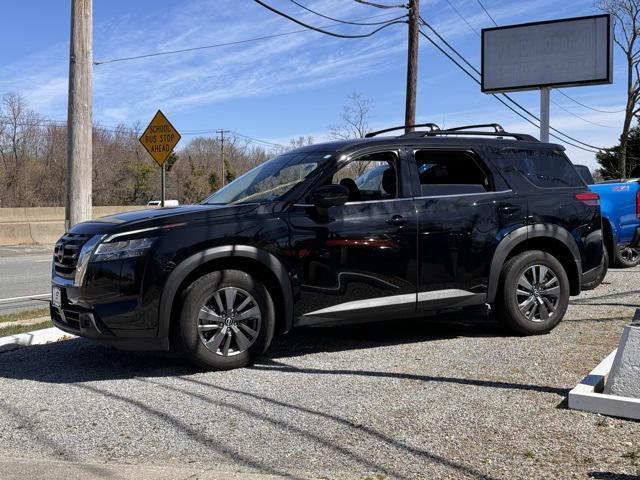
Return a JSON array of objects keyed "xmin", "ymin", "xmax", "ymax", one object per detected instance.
[
  {"xmin": 540, "ymin": 87, "xmax": 550, "ymax": 142},
  {"xmin": 139, "ymin": 110, "xmax": 181, "ymax": 207}
]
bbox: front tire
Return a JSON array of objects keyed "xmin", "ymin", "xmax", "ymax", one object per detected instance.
[
  {"xmin": 177, "ymin": 270, "xmax": 275, "ymax": 370},
  {"xmin": 494, "ymin": 250, "xmax": 570, "ymax": 335}
]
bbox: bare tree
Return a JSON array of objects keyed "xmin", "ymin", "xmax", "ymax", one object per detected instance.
[
  {"xmin": 328, "ymin": 92, "xmax": 374, "ymax": 141},
  {"xmin": 597, "ymin": 0, "xmax": 640, "ymax": 177},
  {"xmin": 328, "ymin": 93, "xmax": 375, "ymax": 177}
]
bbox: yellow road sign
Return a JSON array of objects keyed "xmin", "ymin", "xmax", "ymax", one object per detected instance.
[{"xmin": 139, "ymin": 110, "xmax": 181, "ymax": 167}]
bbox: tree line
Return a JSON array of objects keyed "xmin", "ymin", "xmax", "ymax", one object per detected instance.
[{"xmin": 0, "ymin": 93, "xmax": 318, "ymax": 208}]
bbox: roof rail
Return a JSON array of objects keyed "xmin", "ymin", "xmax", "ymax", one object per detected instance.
[
  {"xmin": 401, "ymin": 128, "xmax": 538, "ymax": 142},
  {"xmin": 445, "ymin": 123, "xmax": 505, "ymax": 133},
  {"xmin": 364, "ymin": 123, "xmax": 441, "ymax": 138}
]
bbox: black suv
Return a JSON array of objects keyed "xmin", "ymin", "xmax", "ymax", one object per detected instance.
[{"xmin": 51, "ymin": 124, "xmax": 605, "ymax": 370}]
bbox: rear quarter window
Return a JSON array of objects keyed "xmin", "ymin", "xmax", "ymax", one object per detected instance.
[{"xmin": 512, "ymin": 150, "xmax": 585, "ymax": 188}]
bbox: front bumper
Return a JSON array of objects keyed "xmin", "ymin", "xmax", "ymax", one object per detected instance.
[{"xmin": 50, "ymin": 299, "xmax": 168, "ymax": 351}]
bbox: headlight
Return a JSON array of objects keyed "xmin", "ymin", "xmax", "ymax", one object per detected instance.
[{"xmin": 92, "ymin": 237, "xmax": 156, "ymax": 262}]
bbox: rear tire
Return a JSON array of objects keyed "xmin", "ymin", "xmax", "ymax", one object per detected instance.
[
  {"xmin": 494, "ymin": 250, "xmax": 569, "ymax": 335},
  {"xmin": 177, "ymin": 270, "xmax": 275, "ymax": 370},
  {"xmin": 614, "ymin": 244, "xmax": 640, "ymax": 268}
]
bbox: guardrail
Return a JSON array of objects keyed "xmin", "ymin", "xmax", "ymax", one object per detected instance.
[{"xmin": 0, "ymin": 206, "xmax": 145, "ymax": 246}]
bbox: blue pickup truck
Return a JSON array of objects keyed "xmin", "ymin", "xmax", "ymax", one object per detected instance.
[{"xmin": 575, "ymin": 165, "xmax": 640, "ymax": 268}]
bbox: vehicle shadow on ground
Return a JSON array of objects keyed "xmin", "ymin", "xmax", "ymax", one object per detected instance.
[
  {"xmin": 0, "ymin": 314, "xmax": 569, "ymax": 480},
  {"xmin": 0, "ymin": 311, "xmax": 566, "ymax": 397}
]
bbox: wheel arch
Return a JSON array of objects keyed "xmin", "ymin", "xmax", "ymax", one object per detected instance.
[
  {"xmin": 488, "ymin": 224, "xmax": 582, "ymax": 302},
  {"xmin": 158, "ymin": 245, "xmax": 294, "ymax": 343}
]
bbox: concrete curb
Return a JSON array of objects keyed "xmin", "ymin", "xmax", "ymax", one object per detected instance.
[
  {"xmin": 568, "ymin": 349, "xmax": 640, "ymax": 420},
  {"xmin": 0, "ymin": 327, "xmax": 76, "ymax": 353}
]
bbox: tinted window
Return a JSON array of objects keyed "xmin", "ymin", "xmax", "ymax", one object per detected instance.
[
  {"xmin": 332, "ymin": 152, "xmax": 399, "ymax": 202},
  {"xmin": 574, "ymin": 165, "xmax": 595, "ymax": 185},
  {"xmin": 202, "ymin": 151, "xmax": 330, "ymax": 205},
  {"xmin": 512, "ymin": 150, "xmax": 584, "ymax": 188},
  {"xmin": 414, "ymin": 150, "xmax": 491, "ymax": 196}
]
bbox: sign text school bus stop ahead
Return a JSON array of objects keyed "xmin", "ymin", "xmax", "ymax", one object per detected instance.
[{"xmin": 139, "ymin": 110, "xmax": 181, "ymax": 206}]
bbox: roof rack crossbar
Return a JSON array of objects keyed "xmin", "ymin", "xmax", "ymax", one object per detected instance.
[
  {"xmin": 418, "ymin": 131, "xmax": 538, "ymax": 142},
  {"xmin": 364, "ymin": 123, "xmax": 441, "ymax": 138},
  {"xmin": 445, "ymin": 123, "xmax": 505, "ymax": 134}
]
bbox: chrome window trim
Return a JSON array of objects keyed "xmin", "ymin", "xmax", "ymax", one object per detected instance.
[
  {"xmin": 413, "ymin": 189, "xmax": 513, "ymax": 200},
  {"xmin": 294, "ymin": 190, "xmax": 512, "ymax": 208}
]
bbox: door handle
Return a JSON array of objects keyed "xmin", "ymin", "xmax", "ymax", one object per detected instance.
[
  {"xmin": 387, "ymin": 215, "xmax": 407, "ymax": 226},
  {"xmin": 498, "ymin": 203, "xmax": 521, "ymax": 215}
]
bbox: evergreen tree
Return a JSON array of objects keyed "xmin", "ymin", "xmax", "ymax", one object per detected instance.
[
  {"xmin": 224, "ymin": 159, "xmax": 236, "ymax": 184},
  {"xmin": 597, "ymin": 121, "xmax": 640, "ymax": 179}
]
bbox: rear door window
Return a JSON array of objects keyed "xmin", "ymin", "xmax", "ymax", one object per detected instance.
[
  {"xmin": 512, "ymin": 150, "xmax": 584, "ymax": 188},
  {"xmin": 414, "ymin": 149, "xmax": 493, "ymax": 196}
]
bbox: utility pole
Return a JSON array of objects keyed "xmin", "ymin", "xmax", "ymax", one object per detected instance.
[
  {"xmin": 217, "ymin": 129, "xmax": 230, "ymax": 187},
  {"xmin": 404, "ymin": 0, "xmax": 420, "ymax": 133},
  {"xmin": 65, "ymin": 0, "xmax": 93, "ymax": 230}
]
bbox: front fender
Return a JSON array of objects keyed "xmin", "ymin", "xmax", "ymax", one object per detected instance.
[{"xmin": 157, "ymin": 245, "xmax": 294, "ymax": 340}]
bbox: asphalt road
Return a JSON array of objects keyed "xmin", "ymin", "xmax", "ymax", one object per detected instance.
[
  {"xmin": 0, "ymin": 266, "xmax": 638, "ymax": 479},
  {"xmin": 0, "ymin": 245, "xmax": 52, "ymax": 314}
]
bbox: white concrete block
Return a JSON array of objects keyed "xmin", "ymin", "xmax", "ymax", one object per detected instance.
[
  {"xmin": 604, "ymin": 324, "xmax": 640, "ymax": 398},
  {"xmin": 569, "ymin": 349, "xmax": 640, "ymax": 420}
]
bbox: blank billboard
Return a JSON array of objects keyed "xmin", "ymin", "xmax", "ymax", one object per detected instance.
[{"xmin": 481, "ymin": 14, "xmax": 612, "ymax": 93}]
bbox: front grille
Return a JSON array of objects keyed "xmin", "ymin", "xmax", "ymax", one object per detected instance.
[{"xmin": 53, "ymin": 233, "xmax": 93, "ymax": 279}]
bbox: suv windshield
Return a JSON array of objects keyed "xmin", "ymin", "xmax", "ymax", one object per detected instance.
[{"xmin": 202, "ymin": 151, "xmax": 331, "ymax": 205}]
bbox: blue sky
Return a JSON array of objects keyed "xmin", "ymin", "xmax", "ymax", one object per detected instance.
[{"xmin": 0, "ymin": 0, "xmax": 629, "ymax": 168}]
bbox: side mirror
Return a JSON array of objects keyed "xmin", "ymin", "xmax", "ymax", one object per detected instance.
[{"xmin": 309, "ymin": 184, "xmax": 349, "ymax": 209}]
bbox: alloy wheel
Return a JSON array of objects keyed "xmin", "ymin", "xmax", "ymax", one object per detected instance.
[
  {"xmin": 515, "ymin": 265, "xmax": 561, "ymax": 323},
  {"xmin": 197, "ymin": 286, "xmax": 262, "ymax": 356},
  {"xmin": 619, "ymin": 246, "xmax": 640, "ymax": 264}
]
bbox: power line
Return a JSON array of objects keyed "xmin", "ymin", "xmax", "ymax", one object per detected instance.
[
  {"xmin": 252, "ymin": 0, "xmax": 406, "ymax": 39},
  {"xmin": 475, "ymin": 0, "xmax": 498, "ymax": 26},
  {"xmin": 417, "ymin": 27, "xmax": 601, "ymax": 153},
  {"xmin": 352, "ymin": 0, "xmax": 407, "ymax": 9},
  {"xmin": 0, "ymin": 116, "xmax": 285, "ymax": 149},
  {"xmin": 288, "ymin": 0, "xmax": 406, "ymax": 25},
  {"xmin": 549, "ymin": 100, "xmax": 618, "ymax": 129},
  {"xmin": 94, "ymin": 11, "xmax": 402, "ymax": 65},
  {"xmin": 418, "ymin": 19, "xmax": 604, "ymax": 150},
  {"xmin": 230, "ymin": 131, "xmax": 285, "ymax": 148},
  {"xmin": 464, "ymin": 0, "xmax": 624, "ymax": 121},
  {"xmin": 443, "ymin": 0, "xmax": 479, "ymax": 36},
  {"xmin": 556, "ymin": 90, "xmax": 627, "ymax": 114}
]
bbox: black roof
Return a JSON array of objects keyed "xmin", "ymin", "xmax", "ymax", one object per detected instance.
[
  {"xmin": 292, "ymin": 135, "xmax": 565, "ymax": 156},
  {"xmin": 290, "ymin": 123, "xmax": 565, "ymax": 155}
]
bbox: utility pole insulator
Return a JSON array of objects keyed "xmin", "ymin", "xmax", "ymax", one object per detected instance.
[
  {"xmin": 405, "ymin": 0, "xmax": 420, "ymax": 134},
  {"xmin": 66, "ymin": 0, "xmax": 93, "ymax": 229}
]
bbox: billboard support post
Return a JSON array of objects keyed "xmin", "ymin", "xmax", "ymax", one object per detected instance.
[{"xmin": 540, "ymin": 87, "xmax": 550, "ymax": 142}]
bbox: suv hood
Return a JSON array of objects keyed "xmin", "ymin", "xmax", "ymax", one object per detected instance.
[{"xmin": 68, "ymin": 204, "xmax": 260, "ymax": 235}]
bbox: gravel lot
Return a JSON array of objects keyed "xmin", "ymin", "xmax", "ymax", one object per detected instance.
[{"xmin": 0, "ymin": 266, "xmax": 638, "ymax": 479}]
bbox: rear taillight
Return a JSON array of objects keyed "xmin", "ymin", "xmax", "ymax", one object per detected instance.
[
  {"xmin": 636, "ymin": 191, "xmax": 640, "ymax": 219},
  {"xmin": 576, "ymin": 192, "xmax": 600, "ymax": 206}
]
